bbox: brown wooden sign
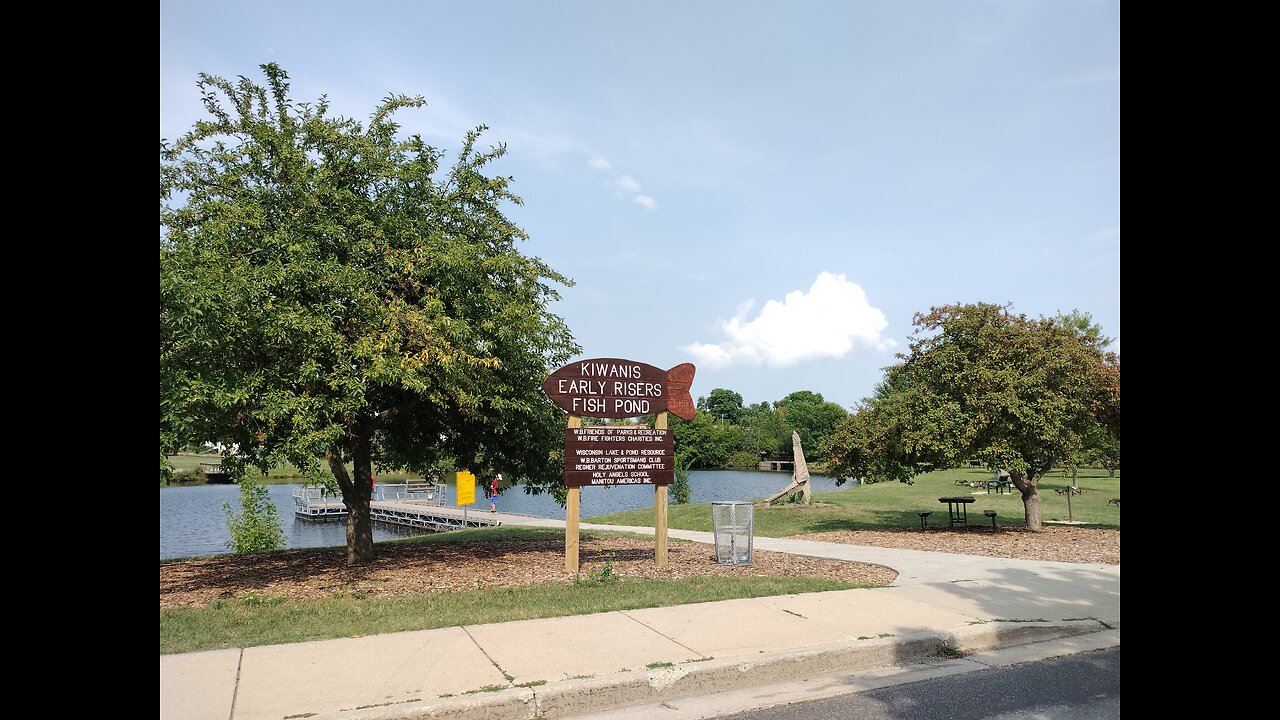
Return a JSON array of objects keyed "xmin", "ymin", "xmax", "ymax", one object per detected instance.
[
  {"xmin": 564, "ymin": 427, "xmax": 674, "ymax": 486},
  {"xmin": 542, "ymin": 358, "xmax": 696, "ymax": 419},
  {"xmin": 547, "ymin": 358, "xmax": 697, "ymax": 572}
]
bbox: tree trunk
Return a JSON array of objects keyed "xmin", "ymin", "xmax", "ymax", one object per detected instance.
[
  {"xmin": 1008, "ymin": 470, "xmax": 1042, "ymax": 530},
  {"xmin": 328, "ymin": 435, "xmax": 375, "ymax": 565}
]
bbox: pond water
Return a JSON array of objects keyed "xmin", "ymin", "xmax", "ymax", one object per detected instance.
[{"xmin": 158, "ymin": 470, "xmax": 848, "ymax": 560}]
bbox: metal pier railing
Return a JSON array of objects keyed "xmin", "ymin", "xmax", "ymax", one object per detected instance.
[
  {"xmin": 292, "ymin": 482, "xmax": 499, "ymax": 531},
  {"xmin": 292, "ymin": 485, "xmax": 348, "ymax": 520}
]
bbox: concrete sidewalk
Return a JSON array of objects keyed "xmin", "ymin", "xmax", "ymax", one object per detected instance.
[{"xmin": 160, "ymin": 527, "xmax": 1120, "ymax": 720}]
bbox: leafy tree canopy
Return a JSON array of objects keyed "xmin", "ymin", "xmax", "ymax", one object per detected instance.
[
  {"xmin": 739, "ymin": 401, "xmax": 790, "ymax": 459},
  {"xmin": 697, "ymin": 388, "xmax": 745, "ymax": 424},
  {"xmin": 161, "ymin": 64, "xmax": 579, "ymax": 562},
  {"xmin": 1053, "ymin": 309, "xmax": 1114, "ymax": 352},
  {"xmin": 775, "ymin": 391, "xmax": 847, "ymax": 460},
  {"xmin": 821, "ymin": 303, "xmax": 1119, "ymax": 529},
  {"xmin": 670, "ymin": 412, "xmax": 745, "ymax": 468}
]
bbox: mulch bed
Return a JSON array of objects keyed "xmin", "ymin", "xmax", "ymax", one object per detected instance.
[
  {"xmin": 161, "ymin": 525, "xmax": 1119, "ymax": 611},
  {"xmin": 160, "ymin": 536, "xmax": 898, "ymax": 610}
]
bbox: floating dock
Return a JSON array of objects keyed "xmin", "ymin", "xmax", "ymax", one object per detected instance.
[
  {"xmin": 369, "ymin": 499, "xmax": 499, "ymax": 531},
  {"xmin": 200, "ymin": 463, "xmax": 234, "ymax": 484},
  {"xmin": 292, "ymin": 483, "xmax": 500, "ymax": 531}
]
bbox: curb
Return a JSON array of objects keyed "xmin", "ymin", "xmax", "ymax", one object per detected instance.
[{"xmin": 302, "ymin": 620, "xmax": 1116, "ymax": 720}]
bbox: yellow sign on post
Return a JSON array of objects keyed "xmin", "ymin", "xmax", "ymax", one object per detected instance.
[{"xmin": 456, "ymin": 470, "xmax": 476, "ymax": 506}]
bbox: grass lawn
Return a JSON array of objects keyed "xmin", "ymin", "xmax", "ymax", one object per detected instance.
[
  {"xmin": 588, "ymin": 467, "xmax": 1121, "ymax": 535},
  {"xmin": 160, "ymin": 528, "xmax": 866, "ymax": 654},
  {"xmin": 164, "ymin": 453, "xmax": 421, "ymax": 485},
  {"xmin": 160, "ymin": 575, "xmax": 857, "ymax": 655}
]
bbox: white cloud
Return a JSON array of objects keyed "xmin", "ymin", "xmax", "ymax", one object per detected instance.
[
  {"xmin": 614, "ymin": 175, "xmax": 642, "ymax": 194},
  {"xmin": 588, "ymin": 157, "xmax": 656, "ymax": 209},
  {"xmin": 682, "ymin": 272, "xmax": 895, "ymax": 369}
]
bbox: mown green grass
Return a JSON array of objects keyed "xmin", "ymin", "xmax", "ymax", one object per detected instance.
[
  {"xmin": 161, "ymin": 575, "xmax": 863, "ymax": 654},
  {"xmin": 161, "ymin": 526, "xmax": 876, "ymax": 653},
  {"xmin": 164, "ymin": 453, "xmax": 422, "ymax": 485},
  {"xmin": 588, "ymin": 467, "xmax": 1121, "ymax": 534}
]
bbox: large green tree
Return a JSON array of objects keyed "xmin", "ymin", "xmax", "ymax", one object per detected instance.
[
  {"xmin": 775, "ymin": 391, "xmax": 848, "ymax": 461},
  {"xmin": 670, "ymin": 412, "xmax": 744, "ymax": 468},
  {"xmin": 1087, "ymin": 429, "xmax": 1121, "ymax": 478},
  {"xmin": 697, "ymin": 388, "xmax": 745, "ymax": 424},
  {"xmin": 740, "ymin": 401, "xmax": 790, "ymax": 459},
  {"xmin": 1053, "ymin": 310, "xmax": 1121, "ymax": 479},
  {"xmin": 161, "ymin": 64, "xmax": 579, "ymax": 563},
  {"xmin": 822, "ymin": 303, "xmax": 1119, "ymax": 529}
]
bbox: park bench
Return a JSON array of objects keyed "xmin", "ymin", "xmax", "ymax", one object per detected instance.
[{"xmin": 406, "ymin": 479, "xmax": 446, "ymax": 505}]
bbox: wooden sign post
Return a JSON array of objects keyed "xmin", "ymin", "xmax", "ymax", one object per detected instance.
[
  {"xmin": 654, "ymin": 411, "xmax": 668, "ymax": 565},
  {"xmin": 544, "ymin": 359, "xmax": 696, "ymax": 573},
  {"xmin": 566, "ymin": 415, "xmax": 581, "ymax": 573}
]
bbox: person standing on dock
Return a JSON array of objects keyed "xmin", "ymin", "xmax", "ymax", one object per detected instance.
[{"xmin": 489, "ymin": 473, "xmax": 501, "ymax": 512}]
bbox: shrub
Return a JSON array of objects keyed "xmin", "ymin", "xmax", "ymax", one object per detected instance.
[
  {"xmin": 223, "ymin": 480, "xmax": 285, "ymax": 553},
  {"xmin": 161, "ymin": 454, "xmax": 175, "ymax": 485},
  {"xmin": 173, "ymin": 467, "xmax": 207, "ymax": 483},
  {"xmin": 725, "ymin": 450, "xmax": 760, "ymax": 468},
  {"xmin": 671, "ymin": 455, "xmax": 692, "ymax": 504}
]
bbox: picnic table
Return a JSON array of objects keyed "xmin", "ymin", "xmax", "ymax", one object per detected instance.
[{"xmin": 938, "ymin": 496, "xmax": 975, "ymax": 528}]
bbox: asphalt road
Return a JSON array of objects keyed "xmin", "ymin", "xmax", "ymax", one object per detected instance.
[{"xmin": 718, "ymin": 646, "xmax": 1120, "ymax": 720}]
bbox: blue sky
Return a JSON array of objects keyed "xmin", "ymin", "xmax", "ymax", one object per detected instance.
[{"xmin": 161, "ymin": 0, "xmax": 1120, "ymax": 411}]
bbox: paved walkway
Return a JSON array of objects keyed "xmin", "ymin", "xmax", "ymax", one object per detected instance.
[{"xmin": 160, "ymin": 518, "xmax": 1120, "ymax": 720}]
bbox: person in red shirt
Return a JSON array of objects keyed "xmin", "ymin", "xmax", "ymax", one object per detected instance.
[{"xmin": 489, "ymin": 473, "xmax": 501, "ymax": 512}]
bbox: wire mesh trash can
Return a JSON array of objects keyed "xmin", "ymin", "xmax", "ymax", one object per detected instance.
[{"xmin": 711, "ymin": 501, "xmax": 754, "ymax": 565}]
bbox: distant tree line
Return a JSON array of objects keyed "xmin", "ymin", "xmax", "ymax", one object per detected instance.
[{"xmin": 597, "ymin": 388, "xmax": 851, "ymax": 469}]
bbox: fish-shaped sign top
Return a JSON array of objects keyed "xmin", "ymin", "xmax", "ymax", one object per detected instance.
[{"xmin": 542, "ymin": 358, "xmax": 697, "ymax": 419}]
